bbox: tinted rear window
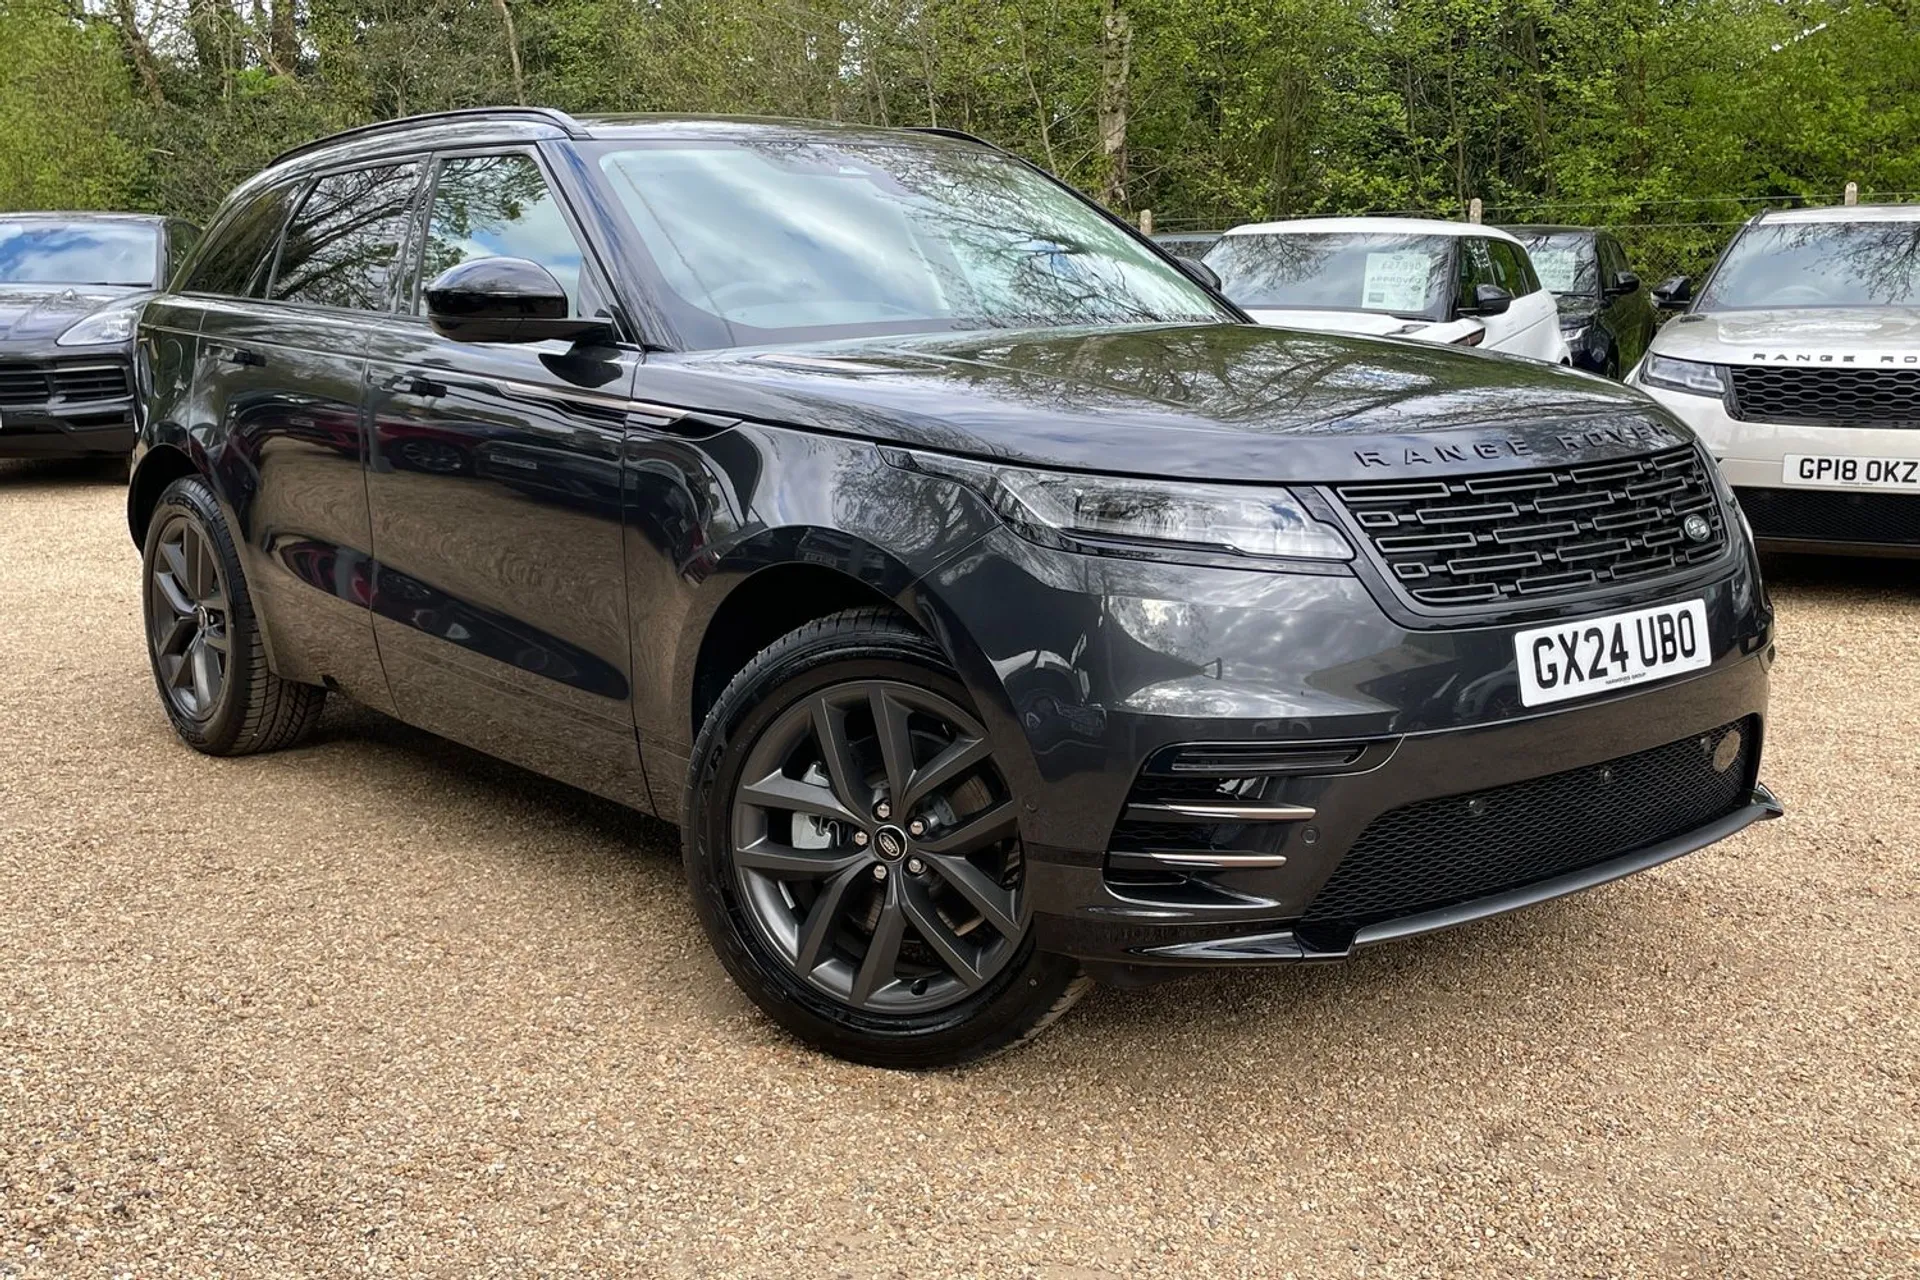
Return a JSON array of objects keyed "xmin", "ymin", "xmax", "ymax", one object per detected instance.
[
  {"xmin": 179, "ymin": 185, "xmax": 296, "ymax": 298},
  {"xmin": 271, "ymin": 164, "xmax": 421, "ymax": 311}
]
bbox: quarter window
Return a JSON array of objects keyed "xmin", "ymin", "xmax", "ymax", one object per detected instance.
[
  {"xmin": 179, "ymin": 185, "xmax": 296, "ymax": 298},
  {"xmin": 416, "ymin": 154, "xmax": 587, "ymax": 315},
  {"xmin": 271, "ymin": 164, "xmax": 421, "ymax": 311}
]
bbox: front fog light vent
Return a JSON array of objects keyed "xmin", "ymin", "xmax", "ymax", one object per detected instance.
[{"xmin": 1145, "ymin": 739, "xmax": 1385, "ymax": 778}]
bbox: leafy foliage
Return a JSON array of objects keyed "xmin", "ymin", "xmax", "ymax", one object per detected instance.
[{"xmin": 2, "ymin": 0, "xmax": 1914, "ymax": 269}]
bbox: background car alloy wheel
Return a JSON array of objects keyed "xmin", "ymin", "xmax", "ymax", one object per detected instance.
[
  {"xmin": 730, "ymin": 678, "xmax": 1026, "ymax": 1014},
  {"xmin": 148, "ymin": 513, "xmax": 230, "ymax": 721},
  {"xmin": 685, "ymin": 609, "xmax": 1087, "ymax": 1069}
]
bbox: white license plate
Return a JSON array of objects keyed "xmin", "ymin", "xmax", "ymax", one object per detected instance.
[
  {"xmin": 1515, "ymin": 599, "xmax": 1710, "ymax": 707},
  {"xmin": 1782, "ymin": 453, "xmax": 1920, "ymax": 492}
]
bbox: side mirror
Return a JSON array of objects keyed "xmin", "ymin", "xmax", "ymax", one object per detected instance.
[
  {"xmin": 1608, "ymin": 270, "xmax": 1642, "ymax": 297},
  {"xmin": 1651, "ymin": 275, "xmax": 1692, "ymax": 310},
  {"xmin": 1463, "ymin": 283, "xmax": 1512, "ymax": 317},
  {"xmin": 1174, "ymin": 255, "xmax": 1221, "ymax": 291},
  {"xmin": 424, "ymin": 258, "xmax": 611, "ymax": 344}
]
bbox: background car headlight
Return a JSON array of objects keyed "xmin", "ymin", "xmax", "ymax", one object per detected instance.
[
  {"xmin": 56, "ymin": 304, "xmax": 142, "ymax": 347},
  {"xmin": 892, "ymin": 449, "xmax": 1353, "ymax": 565},
  {"xmin": 1641, "ymin": 353, "xmax": 1728, "ymax": 396}
]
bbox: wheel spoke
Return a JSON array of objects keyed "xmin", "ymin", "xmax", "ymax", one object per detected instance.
[
  {"xmin": 157, "ymin": 543, "xmax": 194, "ymax": 612},
  {"xmin": 793, "ymin": 863, "xmax": 865, "ymax": 975},
  {"xmin": 182, "ymin": 526, "xmax": 207, "ymax": 601},
  {"xmin": 848, "ymin": 878, "xmax": 906, "ymax": 1007},
  {"xmin": 901, "ymin": 733, "xmax": 993, "ymax": 810},
  {"xmin": 923, "ymin": 852, "xmax": 1024, "ymax": 939},
  {"xmin": 809, "ymin": 696, "xmax": 866, "ymax": 813},
  {"xmin": 916, "ymin": 800, "xmax": 1018, "ymax": 857},
  {"xmin": 869, "ymin": 686, "xmax": 916, "ymax": 801},
  {"xmin": 733, "ymin": 836, "xmax": 866, "ymax": 880},
  {"xmin": 199, "ymin": 621, "xmax": 229, "ymax": 654},
  {"xmin": 161, "ymin": 652, "xmax": 190, "ymax": 691},
  {"xmin": 739, "ymin": 768, "xmax": 857, "ymax": 825},
  {"xmin": 189, "ymin": 637, "xmax": 219, "ymax": 708},
  {"xmin": 900, "ymin": 885, "xmax": 984, "ymax": 990},
  {"xmin": 154, "ymin": 611, "xmax": 195, "ymax": 658}
]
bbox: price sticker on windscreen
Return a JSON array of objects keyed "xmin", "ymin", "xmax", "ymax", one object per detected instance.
[{"xmin": 1361, "ymin": 251, "xmax": 1435, "ymax": 312}]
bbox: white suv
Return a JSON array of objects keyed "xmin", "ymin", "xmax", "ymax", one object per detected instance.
[
  {"xmin": 1203, "ymin": 217, "xmax": 1571, "ymax": 362},
  {"xmin": 1630, "ymin": 205, "xmax": 1920, "ymax": 556}
]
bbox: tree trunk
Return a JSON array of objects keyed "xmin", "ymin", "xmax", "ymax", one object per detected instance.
[
  {"xmin": 270, "ymin": 0, "xmax": 298, "ymax": 76},
  {"xmin": 493, "ymin": 0, "xmax": 526, "ymax": 105},
  {"xmin": 1097, "ymin": 0, "xmax": 1131, "ymax": 210},
  {"xmin": 112, "ymin": 0, "xmax": 166, "ymax": 104}
]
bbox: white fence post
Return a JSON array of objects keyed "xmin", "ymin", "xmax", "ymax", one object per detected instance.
[
  {"xmin": 1844, "ymin": 182, "xmax": 1859, "ymax": 206},
  {"xmin": 1468, "ymin": 197, "xmax": 1483, "ymax": 224},
  {"xmin": 1139, "ymin": 208, "xmax": 1153, "ymax": 236}
]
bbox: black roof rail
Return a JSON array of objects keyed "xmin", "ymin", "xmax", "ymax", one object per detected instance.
[
  {"xmin": 902, "ymin": 125, "xmax": 999, "ymax": 149},
  {"xmin": 268, "ymin": 107, "xmax": 587, "ymax": 169}
]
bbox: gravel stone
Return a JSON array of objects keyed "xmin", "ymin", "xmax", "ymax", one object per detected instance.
[{"xmin": 1, "ymin": 458, "xmax": 1915, "ymax": 1277}]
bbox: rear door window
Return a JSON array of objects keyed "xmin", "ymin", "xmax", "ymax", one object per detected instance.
[
  {"xmin": 179, "ymin": 185, "xmax": 297, "ymax": 298},
  {"xmin": 271, "ymin": 163, "xmax": 423, "ymax": 312}
]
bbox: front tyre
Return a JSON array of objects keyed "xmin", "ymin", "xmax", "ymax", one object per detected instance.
[
  {"xmin": 141, "ymin": 475, "xmax": 325, "ymax": 756},
  {"xmin": 684, "ymin": 608, "xmax": 1087, "ymax": 1069}
]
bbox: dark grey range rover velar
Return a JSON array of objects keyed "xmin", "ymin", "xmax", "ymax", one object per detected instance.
[{"xmin": 130, "ymin": 109, "xmax": 1779, "ymax": 1067}]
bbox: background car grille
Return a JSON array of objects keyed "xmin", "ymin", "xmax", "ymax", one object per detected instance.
[
  {"xmin": 1330, "ymin": 446, "xmax": 1727, "ymax": 609},
  {"xmin": 1295, "ymin": 718, "xmax": 1757, "ymax": 937},
  {"xmin": 0, "ymin": 366, "xmax": 51, "ymax": 405},
  {"xmin": 50, "ymin": 366, "xmax": 130, "ymax": 402},
  {"xmin": 1736, "ymin": 487, "xmax": 1920, "ymax": 546},
  {"xmin": 1727, "ymin": 366, "xmax": 1920, "ymax": 427},
  {"xmin": 0, "ymin": 363, "xmax": 129, "ymax": 406}
]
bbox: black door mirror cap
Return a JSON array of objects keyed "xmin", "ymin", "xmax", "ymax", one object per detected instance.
[
  {"xmin": 1651, "ymin": 275, "xmax": 1692, "ymax": 309},
  {"xmin": 1174, "ymin": 254, "xmax": 1222, "ymax": 292},
  {"xmin": 424, "ymin": 257, "xmax": 613, "ymax": 345},
  {"xmin": 1464, "ymin": 283, "xmax": 1513, "ymax": 317},
  {"xmin": 1607, "ymin": 270, "xmax": 1642, "ymax": 297}
]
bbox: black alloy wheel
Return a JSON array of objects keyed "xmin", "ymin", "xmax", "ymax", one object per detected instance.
[
  {"xmin": 140, "ymin": 475, "xmax": 326, "ymax": 756},
  {"xmin": 685, "ymin": 608, "xmax": 1087, "ymax": 1068},
  {"xmin": 148, "ymin": 513, "xmax": 230, "ymax": 721},
  {"xmin": 730, "ymin": 678, "xmax": 1025, "ymax": 1014}
]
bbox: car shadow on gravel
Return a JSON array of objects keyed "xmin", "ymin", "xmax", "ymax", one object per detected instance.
[
  {"xmin": 0, "ymin": 456, "xmax": 129, "ymax": 488},
  {"xmin": 1760, "ymin": 550, "xmax": 1920, "ymax": 596},
  {"xmin": 303, "ymin": 697, "xmax": 682, "ymax": 861}
]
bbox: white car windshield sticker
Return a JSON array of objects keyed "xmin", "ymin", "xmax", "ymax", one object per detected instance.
[
  {"xmin": 1361, "ymin": 251, "xmax": 1435, "ymax": 312},
  {"xmin": 1531, "ymin": 246, "xmax": 1581, "ymax": 294}
]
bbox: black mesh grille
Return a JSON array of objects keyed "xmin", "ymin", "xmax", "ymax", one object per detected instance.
[
  {"xmin": 50, "ymin": 365, "xmax": 129, "ymax": 402},
  {"xmin": 1736, "ymin": 487, "xmax": 1920, "ymax": 546},
  {"xmin": 0, "ymin": 365, "xmax": 51, "ymax": 405},
  {"xmin": 1728, "ymin": 366, "xmax": 1920, "ymax": 427},
  {"xmin": 1332, "ymin": 447, "xmax": 1728, "ymax": 609},
  {"xmin": 1298, "ymin": 718, "xmax": 1756, "ymax": 934}
]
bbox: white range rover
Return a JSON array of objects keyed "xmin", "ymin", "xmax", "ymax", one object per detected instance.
[{"xmin": 1629, "ymin": 204, "xmax": 1920, "ymax": 556}]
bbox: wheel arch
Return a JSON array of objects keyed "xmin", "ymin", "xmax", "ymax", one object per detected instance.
[{"xmin": 127, "ymin": 442, "xmax": 203, "ymax": 546}]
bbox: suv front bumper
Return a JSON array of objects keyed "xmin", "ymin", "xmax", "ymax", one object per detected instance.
[
  {"xmin": 917, "ymin": 524, "xmax": 1775, "ymax": 968},
  {"xmin": 1634, "ymin": 374, "xmax": 1920, "ymax": 556}
]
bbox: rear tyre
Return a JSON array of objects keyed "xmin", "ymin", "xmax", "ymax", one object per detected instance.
[
  {"xmin": 684, "ymin": 608, "xmax": 1088, "ymax": 1069},
  {"xmin": 141, "ymin": 475, "xmax": 325, "ymax": 756}
]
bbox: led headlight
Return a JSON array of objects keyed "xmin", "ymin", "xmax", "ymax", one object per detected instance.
[
  {"xmin": 1640, "ymin": 353, "xmax": 1728, "ymax": 396},
  {"xmin": 893, "ymin": 450, "xmax": 1353, "ymax": 565},
  {"xmin": 56, "ymin": 301, "xmax": 144, "ymax": 347}
]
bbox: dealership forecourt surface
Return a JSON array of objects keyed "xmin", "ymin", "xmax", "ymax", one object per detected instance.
[{"xmin": 2, "ymin": 459, "xmax": 1915, "ymax": 1275}]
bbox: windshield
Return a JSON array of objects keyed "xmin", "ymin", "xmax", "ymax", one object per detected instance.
[
  {"xmin": 1511, "ymin": 232, "xmax": 1594, "ymax": 296},
  {"xmin": 0, "ymin": 221, "xmax": 159, "ymax": 287},
  {"xmin": 1203, "ymin": 232, "xmax": 1454, "ymax": 319},
  {"xmin": 591, "ymin": 139, "xmax": 1229, "ymax": 348},
  {"xmin": 1698, "ymin": 220, "xmax": 1920, "ymax": 310}
]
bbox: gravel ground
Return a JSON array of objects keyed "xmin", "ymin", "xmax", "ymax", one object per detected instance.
[{"xmin": 2, "ymin": 457, "xmax": 1915, "ymax": 1278}]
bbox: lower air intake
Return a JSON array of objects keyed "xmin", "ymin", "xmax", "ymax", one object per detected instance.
[{"xmin": 1298, "ymin": 718, "xmax": 1757, "ymax": 936}]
